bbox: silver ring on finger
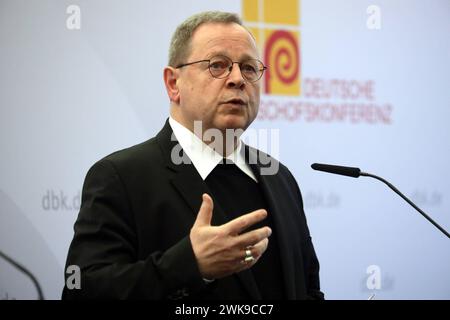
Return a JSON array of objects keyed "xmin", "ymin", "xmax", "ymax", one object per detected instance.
[{"xmin": 243, "ymin": 248, "xmax": 255, "ymax": 263}]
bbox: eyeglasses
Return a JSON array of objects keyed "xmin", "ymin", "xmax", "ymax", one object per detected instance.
[{"xmin": 176, "ymin": 55, "xmax": 267, "ymax": 82}]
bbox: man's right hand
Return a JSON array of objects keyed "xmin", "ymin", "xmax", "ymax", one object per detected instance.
[{"xmin": 190, "ymin": 193, "xmax": 272, "ymax": 280}]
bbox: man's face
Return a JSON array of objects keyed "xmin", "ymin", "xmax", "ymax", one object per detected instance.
[{"xmin": 174, "ymin": 22, "xmax": 261, "ymax": 133}]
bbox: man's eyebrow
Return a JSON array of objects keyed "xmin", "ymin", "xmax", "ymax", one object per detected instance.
[{"xmin": 205, "ymin": 51, "xmax": 258, "ymax": 61}]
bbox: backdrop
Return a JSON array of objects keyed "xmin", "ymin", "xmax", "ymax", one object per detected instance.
[{"xmin": 1, "ymin": 0, "xmax": 449, "ymax": 299}]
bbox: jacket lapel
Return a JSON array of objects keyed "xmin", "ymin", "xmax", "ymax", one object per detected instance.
[
  {"xmin": 156, "ymin": 120, "xmax": 229, "ymax": 227},
  {"xmin": 156, "ymin": 120, "xmax": 262, "ymax": 299},
  {"xmin": 246, "ymin": 145, "xmax": 296, "ymax": 299}
]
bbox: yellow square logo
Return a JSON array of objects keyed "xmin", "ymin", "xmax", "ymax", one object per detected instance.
[{"xmin": 243, "ymin": 0, "xmax": 301, "ymax": 96}]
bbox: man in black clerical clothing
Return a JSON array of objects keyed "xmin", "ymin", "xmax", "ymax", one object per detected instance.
[{"xmin": 63, "ymin": 11, "xmax": 324, "ymax": 300}]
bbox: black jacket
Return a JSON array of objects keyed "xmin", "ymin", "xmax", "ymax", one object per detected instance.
[{"xmin": 62, "ymin": 120, "xmax": 324, "ymax": 300}]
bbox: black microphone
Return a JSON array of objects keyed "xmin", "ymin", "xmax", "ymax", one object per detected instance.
[
  {"xmin": 311, "ymin": 163, "xmax": 361, "ymax": 178},
  {"xmin": 0, "ymin": 250, "xmax": 44, "ymax": 300},
  {"xmin": 311, "ymin": 163, "xmax": 450, "ymax": 239}
]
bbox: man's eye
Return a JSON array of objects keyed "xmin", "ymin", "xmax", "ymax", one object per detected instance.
[
  {"xmin": 210, "ymin": 61, "xmax": 228, "ymax": 70},
  {"xmin": 241, "ymin": 63, "xmax": 257, "ymax": 73}
]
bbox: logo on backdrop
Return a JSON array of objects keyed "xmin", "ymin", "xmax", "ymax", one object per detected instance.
[
  {"xmin": 303, "ymin": 190, "xmax": 341, "ymax": 210},
  {"xmin": 242, "ymin": 0, "xmax": 301, "ymax": 96},
  {"xmin": 42, "ymin": 189, "xmax": 80, "ymax": 211},
  {"xmin": 242, "ymin": 0, "xmax": 393, "ymax": 124}
]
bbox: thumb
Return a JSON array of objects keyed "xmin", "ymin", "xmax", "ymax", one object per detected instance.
[{"xmin": 194, "ymin": 193, "xmax": 214, "ymax": 227}]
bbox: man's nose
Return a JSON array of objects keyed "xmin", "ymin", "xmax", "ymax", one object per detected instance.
[{"xmin": 226, "ymin": 63, "xmax": 245, "ymax": 89}]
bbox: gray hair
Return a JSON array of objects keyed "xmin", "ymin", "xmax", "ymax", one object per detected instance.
[{"xmin": 168, "ymin": 11, "xmax": 244, "ymax": 67}]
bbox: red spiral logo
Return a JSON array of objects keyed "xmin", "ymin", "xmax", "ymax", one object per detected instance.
[{"xmin": 264, "ymin": 30, "xmax": 300, "ymax": 94}]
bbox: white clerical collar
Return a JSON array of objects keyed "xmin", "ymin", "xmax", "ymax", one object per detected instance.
[{"xmin": 168, "ymin": 117, "xmax": 257, "ymax": 182}]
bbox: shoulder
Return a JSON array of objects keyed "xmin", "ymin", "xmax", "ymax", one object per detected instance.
[
  {"xmin": 84, "ymin": 120, "xmax": 175, "ymax": 184},
  {"xmin": 102, "ymin": 137, "xmax": 161, "ymax": 169},
  {"xmin": 97, "ymin": 120, "xmax": 174, "ymax": 173},
  {"xmin": 81, "ymin": 137, "xmax": 161, "ymax": 185},
  {"xmin": 245, "ymin": 144, "xmax": 293, "ymax": 180}
]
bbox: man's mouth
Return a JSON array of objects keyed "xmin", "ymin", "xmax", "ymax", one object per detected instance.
[{"xmin": 222, "ymin": 98, "xmax": 247, "ymax": 106}]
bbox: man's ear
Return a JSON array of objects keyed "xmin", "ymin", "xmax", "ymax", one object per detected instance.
[{"xmin": 163, "ymin": 67, "xmax": 180, "ymax": 104}]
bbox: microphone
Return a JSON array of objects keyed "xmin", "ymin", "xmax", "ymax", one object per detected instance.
[
  {"xmin": 0, "ymin": 250, "xmax": 44, "ymax": 300},
  {"xmin": 311, "ymin": 163, "xmax": 361, "ymax": 178},
  {"xmin": 311, "ymin": 163, "xmax": 449, "ymax": 239}
]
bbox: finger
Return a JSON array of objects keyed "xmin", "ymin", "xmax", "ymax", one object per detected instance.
[
  {"xmin": 248, "ymin": 238, "xmax": 269, "ymax": 260},
  {"xmin": 194, "ymin": 193, "xmax": 214, "ymax": 227},
  {"xmin": 234, "ymin": 238, "xmax": 269, "ymax": 273},
  {"xmin": 233, "ymin": 226, "xmax": 272, "ymax": 249},
  {"xmin": 224, "ymin": 209, "xmax": 267, "ymax": 235}
]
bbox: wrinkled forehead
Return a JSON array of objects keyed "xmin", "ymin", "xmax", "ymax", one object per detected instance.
[{"xmin": 189, "ymin": 23, "xmax": 259, "ymax": 60}]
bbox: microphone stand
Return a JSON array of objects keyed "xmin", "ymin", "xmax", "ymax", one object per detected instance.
[
  {"xmin": 311, "ymin": 163, "xmax": 449, "ymax": 239},
  {"xmin": 0, "ymin": 250, "xmax": 44, "ymax": 300},
  {"xmin": 360, "ymin": 171, "xmax": 450, "ymax": 239}
]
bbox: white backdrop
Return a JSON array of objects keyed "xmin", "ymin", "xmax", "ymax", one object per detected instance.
[{"xmin": 1, "ymin": 0, "xmax": 449, "ymax": 299}]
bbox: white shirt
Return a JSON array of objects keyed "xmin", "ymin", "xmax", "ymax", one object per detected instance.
[{"xmin": 168, "ymin": 117, "xmax": 257, "ymax": 182}]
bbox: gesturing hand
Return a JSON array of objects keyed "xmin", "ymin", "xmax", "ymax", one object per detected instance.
[{"xmin": 190, "ymin": 193, "xmax": 272, "ymax": 280}]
